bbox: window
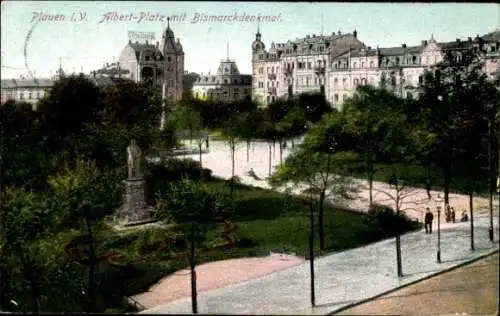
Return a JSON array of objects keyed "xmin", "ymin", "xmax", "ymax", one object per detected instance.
[
  {"xmin": 233, "ymin": 79, "xmax": 237, "ymax": 84},
  {"xmin": 354, "ymin": 78, "xmax": 359, "ymax": 86},
  {"xmin": 276, "ymin": 82, "xmax": 279, "ymax": 88},
  {"xmin": 267, "ymin": 96, "xmax": 270, "ymax": 102},
  {"xmin": 334, "ymin": 78, "xmax": 339, "ymax": 89},
  {"xmin": 353, "ymin": 62, "xmax": 357, "ymax": 68},
  {"xmin": 167, "ymin": 57, "xmax": 171, "ymax": 62},
  {"xmin": 314, "ymin": 77, "xmax": 317, "ymax": 85},
  {"xmin": 259, "ymin": 67, "xmax": 264, "ymax": 74},
  {"xmin": 342, "ymin": 94, "xmax": 347, "ymax": 101},
  {"xmin": 28, "ymin": 92, "xmax": 32, "ymax": 99},
  {"xmin": 306, "ymin": 77, "xmax": 309, "ymax": 86},
  {"xmin": 20, "ymin": 92, "xmax": 24, "ymax": 100},
  {"xmin": 334, "ymin": 94, "xmax": 339, "ymax": 102},
  {"xmin": 396, "ymin": 57, "xmax": 399, "ymax": 65},
  {"xmin": 224, "ymin": 79, "xmax": 228, "ymax": 84},
  {"xmin": 259, "ymin": 81, "xmax": 264, "ymax": 88},
  {"xmin": 36, "ymin": 91, "xmax": 40, "ymax": 99},
  {"xmin": 272, "ymin": 67, "xmax": 275, "ymax": 73},
  {"xmin": 361, "ymin": 62, "xmax": 365, "ymax": 68},
  {"xmin": 412, "ymin": 56, "xmax": 417, "ymax": 64},
  {"xmin": 418, "ymin": 76, "xmax": 423, "ymax": 84},
  {"xmin": 276, "ymin": 67, "xmax": 280, "ymax": 73},
  {"xmin": 342, "ymin": 78, "xmax": 348, "ymax": 88},
  {"xmin": 361, "ymin": 78, "xmax": 367, "ymax": 85}
]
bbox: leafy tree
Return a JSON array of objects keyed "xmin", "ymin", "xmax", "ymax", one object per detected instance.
[
  {"xmin": 270, "ymin": 149, "xmax": 358, "ymax": 250},
  {"xmin": 47, "ymin": 160, "xmax": 123, "ymax": 312},
  {"xmin": 155, "ymin": 180, "xmax": 234, "ymax": 314},
  {"xmin": 295, "ymin": 92, "xmax": 333, "ymax": 123},
  {"xmin": 416, "ymin": 46, "xmax": 489, "ymax": 205},
  {"xmin": 341, "ymin": 85, "xmax": 408, "ymax": 206},
  {"xmin": 0, "ymin": 101, "xmax": 54, "ymax": 190},
  {"xmin": 0, "ymin": 188, "xmax": 55, "ymax": 312}
]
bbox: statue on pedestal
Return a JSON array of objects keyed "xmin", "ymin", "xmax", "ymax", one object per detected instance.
[{"xmin": 127, "ymin": 139, "xmax": 143, "ymax": 180}]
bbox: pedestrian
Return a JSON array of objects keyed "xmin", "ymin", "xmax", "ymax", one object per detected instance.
[
  {"xmin": 205, "ymin": 136, "xmax": 209, "ymax": 150},
  {"xmin": 424, "ymin": 207, "xmax": 434, "ymax": 234},
  {"xmin": 461, "ymin": 210, "xmax": 469, "ymax": 222},
  {"xmin": 425, "ymin": 179, "xmax": 432, "ymax": 200},
  {"xmin": 445, "ymin": 204, "xmax": 451, "ymax": 223},
  {"xmin": 451, "ymin": 207, "xmax": 456, "ymax": 223}
]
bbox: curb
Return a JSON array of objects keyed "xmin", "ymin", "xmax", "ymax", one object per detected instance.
[{"xmin": 328, "ymin": 249, "xmax": 500, "ymax": 315}]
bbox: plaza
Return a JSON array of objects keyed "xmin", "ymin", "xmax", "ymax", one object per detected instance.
[{"xmin": 138, "ymin": 140, "xmax": 499, "ymax": 314}]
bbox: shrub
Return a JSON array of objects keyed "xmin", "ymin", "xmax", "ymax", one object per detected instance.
[
  {"xmin": 364, "ymin": 204, "xmax": 421, "ymax": 237},
  {"xmin": 144, "ymin": 158, "xmax": 212, "ymax": 201}
]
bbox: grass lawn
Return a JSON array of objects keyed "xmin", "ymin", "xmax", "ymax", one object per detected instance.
[{"xmin": 98, "ymin": 178, "xmax": 398, "ymax": 310}]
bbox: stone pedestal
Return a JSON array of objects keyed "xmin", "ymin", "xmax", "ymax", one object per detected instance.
[{"xmin": 114, "ymin": 179, "xmax": 156, "ymax": 226}]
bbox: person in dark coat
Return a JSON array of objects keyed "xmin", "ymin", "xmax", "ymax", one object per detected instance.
[
  {"xmin": 451, "ymin": 207, "xmax": 456, "ymax": 223},
  {"xmin": 424, "ymin": 207, "xmax": 434, "ymax": 234}
]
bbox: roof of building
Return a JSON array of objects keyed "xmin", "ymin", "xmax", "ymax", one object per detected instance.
[
  {"xmin": 1, "ymin": 78, "xmax": 53, "ymax": 89},
  {"xmin": 481, "ymin": 30, "xmax": 500, "ymax": 42},
  {"xmin": 216, "ymin": 59, "xmax": 241, "ymax": 76},
  {"xmin": 378, "ymin": 45, "xmax": 422, "ymax": 56}
]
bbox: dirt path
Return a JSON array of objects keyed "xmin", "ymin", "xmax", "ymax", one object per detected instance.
[
  {"xmin": 132, "ymin": 253, "xmax": 305, "ymax": 310},
  {"xmin": 337, "ymin": 252, "xmax": 499, "ymax": 316}
]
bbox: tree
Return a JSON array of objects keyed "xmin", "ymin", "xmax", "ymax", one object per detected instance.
[
  {"xmin": 0, "ymin": 188, "xmax": 55, "ymax": 313},
  {"xmin": 416, "ymin": 46, "xmax": 488, "ymax": 206},
  {"xmin": 372, "ymin": 171, "xmax": 422, "ymax": 277},
  {"xmin": 270, "ymin": 149, "xmax": 358, "ymax": 250},
  {"xmin": 341, "ymin": 85, "xmax": 407, "ymax": 206},
  {"xmin": 47, "ymin": 160, "xmax": 123, "ymax": 312},
  {"xmin": 155, "ymin": 180, "xmax": 234, "ymax": 314},
  {"xmin": 0, "ymin": 100, "xmax": 54, "ymax": 191}
]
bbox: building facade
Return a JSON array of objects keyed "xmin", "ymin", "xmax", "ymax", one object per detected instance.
[
  {"xmin": 1, "ymin": 77, "xmax": 53, "ymax": 109},
  {"xmin": 118, "ymin": 18, "xmax": 184, "ymax": 105},
  {"xmin": 252, "ymin": 28, "xmax": 500, "ymax": 108},
  {"xmin": 192, "ymin": 58, "xmax": 252, "ymax": 102},
  {"xmin": 251, "ymin": 28, "xmax": 364, "ymax": 106}
]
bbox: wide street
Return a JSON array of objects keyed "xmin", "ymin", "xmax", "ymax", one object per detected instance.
[{"xmin": 140, "ymin": 140, "xmax": 500, "ymax": 315}]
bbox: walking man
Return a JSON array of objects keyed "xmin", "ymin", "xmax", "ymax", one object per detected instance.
[{"xmin": 425, "ymin": 207, "xmax": 434, "ymax": 234}]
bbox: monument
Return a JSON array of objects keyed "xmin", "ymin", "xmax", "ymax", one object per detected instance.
[{"xmin": 114, "ymin": 139, "xmax": 156, "ymax": 226}]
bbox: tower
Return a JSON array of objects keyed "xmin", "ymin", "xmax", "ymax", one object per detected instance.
[{"xmin": 160, "ymin": 17, "xmax": 184, "ymax": 129}]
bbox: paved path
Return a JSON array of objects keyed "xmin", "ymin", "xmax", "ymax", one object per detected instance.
[
  {"xmin": 336, "ymin": 253, "xmax": 499, "ymax": 316},
  {"xmin": 141, "ymin": 207, "xmax": 499, "ymax": 315}
]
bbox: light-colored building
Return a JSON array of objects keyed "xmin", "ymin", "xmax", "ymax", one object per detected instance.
[
  {"xmin": 118, "ymin": 18, "xmax": 184, "ymax": 105},
  {"xmin": 1, "ymin": 77, "xmax": 53, "ymax": 109},
  {"xmin": 251, "ymin": 27, "xmax": 364, "ymax": 106},
  {"xmin": 192, "ymin": 58, "xmax": 252, "ymax": 103},
  {"xmin": 253, "ymin": 28, "xmax": 500, "ymax": 109}
]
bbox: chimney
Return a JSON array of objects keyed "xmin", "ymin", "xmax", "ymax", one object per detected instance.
[
  {"xmin": 421, "ymin": 40, "xmax": 428, "ymax": 46},
  {"xmin": 402, "ymin": 43, "xmax": 407, "ymax": 48},
  {"xmin": 135, "ymin": 41, "xmax": 139, "ymax": 44},
  {"xmin": 313, "ymin": 34, "xmax": 316, "ymax": 37},
  {"xmin": 456, "ymin": 38, "xmax": 460, "ymax": 43},
  {"xmin": 338, "ymin": 30, "xmax": 342, "ymax": 36},
  {"xmin": 353, "ymin": 30, "xmax": 357, "ymax": 38},
  {"xmin": 368, "ymin": 46, "xmax": 371, "ymax": 50}
]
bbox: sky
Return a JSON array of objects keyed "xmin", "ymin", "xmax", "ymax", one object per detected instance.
[{"xmin": 1, "ymin": 1, "xmax": 499, "ymax": 79}]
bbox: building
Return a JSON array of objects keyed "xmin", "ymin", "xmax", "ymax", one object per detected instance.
[
  {"xmin": 192, "ymin": 58, "xmax": 252, "ymax": 103},
  {"xmin": 118, "ymin": 18, "xmax": 184, "ymax": 106},
  {"xmin": 252, "ymin": 28, "xmax": 500, "ymax": 108},
  {"xmin": 251, "ymin": 27, "xmax": 364, "ymax": 106},
  {"xmin": 1, "ymin": 76, "xmax": 53, "ymax": 109}
]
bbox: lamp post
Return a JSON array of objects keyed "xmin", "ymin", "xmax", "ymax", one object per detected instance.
[
  {"xmin": 436, "ymin": 206, "xmax": 442, "ymax": 263},
  {"xmin": 308, "ymin": 191, "xmax": 316, "ymax": 307}
]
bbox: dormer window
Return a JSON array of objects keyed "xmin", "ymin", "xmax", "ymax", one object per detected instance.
[{"xmin": 167, "ymin": 57, "xmax": 171, "ymax": 62}]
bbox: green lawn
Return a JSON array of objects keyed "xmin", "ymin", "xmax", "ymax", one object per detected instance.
[{"xmin": 98, "ymin": 179, "xmax": 397, "ymax": 309}]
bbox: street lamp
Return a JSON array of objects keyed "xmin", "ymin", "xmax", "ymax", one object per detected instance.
[
  {"xmin": 436, "ymin": 206, "xmax": 442, "ymax": 263},
  {"xmin": 302, "ymin": 187, "xmax": 317, "ymax": 307}
]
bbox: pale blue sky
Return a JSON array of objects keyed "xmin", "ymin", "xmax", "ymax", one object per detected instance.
[{"xmin": 1, "ymin": 1, "xmax": 499, "ymax": 79}]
